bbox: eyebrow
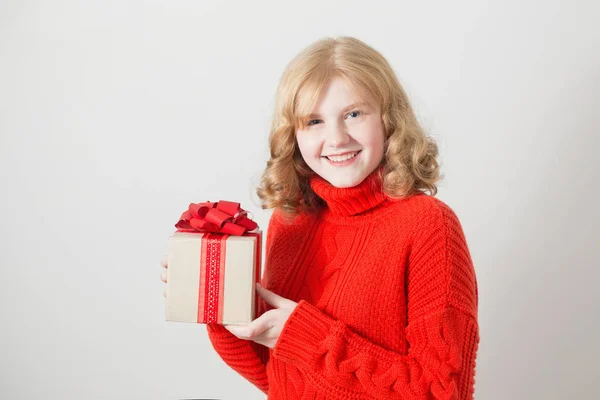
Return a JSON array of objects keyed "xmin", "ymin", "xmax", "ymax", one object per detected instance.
[{"xmin": 307, "ymin": 102, "xmax": 370, "ymax": 119}]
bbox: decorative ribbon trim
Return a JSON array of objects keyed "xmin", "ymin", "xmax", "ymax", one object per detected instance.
[{"xmin": 175, "ymin": 200, "xmax": 258, "ymax": 236}]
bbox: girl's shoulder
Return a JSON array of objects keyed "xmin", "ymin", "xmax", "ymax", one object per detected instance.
[
  {"xmin": 399, "ymin": 193, "xmax": 469, "ymax": 241},
  {"xmin": 405, "ymin": 193, "xmax": 459, "ymax": 217},
  {"xmin": 267, "ymin": 206, "xmax": 319, "ymax": 234},
  {"xmin": 385, "ymin": 192, "xmax": 466, "ymax": 234},
  {"xmin": 264, "ymin": 207, "xmax": 320, "ymax": 256}
]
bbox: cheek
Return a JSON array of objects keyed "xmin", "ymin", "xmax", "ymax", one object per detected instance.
[
  {"xmin": 296, "ymin": 135, "xmax": 321, "ymax": 158},
  {"xmin": 357, "ymin": 121, "xmax": 385, "ymax": 153},
  {"xmin": 373, "ymin": 129, "xmax": 386, "ymax": 155}
]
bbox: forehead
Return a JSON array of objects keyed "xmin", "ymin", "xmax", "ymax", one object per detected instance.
[
  {"xmin": 312, "ymin": 78, "xmax": 363, "ymax": 109},
  {"xmin": 296, "ymin": 76, "xmax": 376, "ymax": 118}
]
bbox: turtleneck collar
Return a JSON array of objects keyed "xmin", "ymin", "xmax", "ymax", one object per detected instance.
[{"xmin": 309, "ymin": 166, "xmax": 388, "ymax": 217}]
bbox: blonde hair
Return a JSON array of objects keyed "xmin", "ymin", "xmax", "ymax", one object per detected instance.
[{"xmin": 256, "ymin": 36, "xmax": 442, "ymax": 218}]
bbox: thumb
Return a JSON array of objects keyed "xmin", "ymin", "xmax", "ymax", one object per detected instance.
[{"xmin": 256, "ymin": 283, "xmax": 291, "ymax": 309}]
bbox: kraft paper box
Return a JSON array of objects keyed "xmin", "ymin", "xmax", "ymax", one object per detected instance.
[{"xmin": 165, "ymin": 200, "xmax": 262, "ymax": 326}]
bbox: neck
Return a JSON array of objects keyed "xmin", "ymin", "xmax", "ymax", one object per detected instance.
[{"xmin": 309, "ymin": 166, "xmax": 388, "ymax": 217}]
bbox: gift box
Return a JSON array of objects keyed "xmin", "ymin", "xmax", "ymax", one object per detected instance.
[{"xmin": 165, "ymin": 200, "xmax": 262, "ymax": 325}]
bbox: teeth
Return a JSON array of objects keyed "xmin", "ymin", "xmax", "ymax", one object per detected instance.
[{"xmin": 327, "ymin": 151, "xmax": 358, "ymax": 162}]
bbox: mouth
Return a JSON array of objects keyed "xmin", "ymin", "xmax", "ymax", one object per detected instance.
[{"xmin": 322, "ymin": 150, "xmax": 362, "ymax": 165}]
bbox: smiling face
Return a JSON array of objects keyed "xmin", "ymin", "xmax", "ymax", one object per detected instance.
[{"xmin": 296, "ymin": 77, "xmax": 386, "ymax": 188}]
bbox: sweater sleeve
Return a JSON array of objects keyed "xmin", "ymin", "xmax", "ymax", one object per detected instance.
[
  {"xmin": 271, "ymin": 199, "xmax": 480, "ymax": 399},
  {"xmin": 205, "ymin": 324, "xmax": 269, "ymax": 394},
  {"xmin": 204, "ymin": 211, "xmax": 284, "ymax": 395}
]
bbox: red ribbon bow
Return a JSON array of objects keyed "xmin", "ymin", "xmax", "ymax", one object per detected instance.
[{"xmin": 175, "ymin": 200, "xmax": 258, "ymax": 236}]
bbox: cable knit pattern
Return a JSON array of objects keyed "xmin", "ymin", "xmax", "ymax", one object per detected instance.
[{"xmin": 206, "ymin": 168, "xmax": 480, "ymax": 399}]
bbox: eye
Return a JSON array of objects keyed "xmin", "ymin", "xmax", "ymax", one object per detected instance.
[
  {"xmin": 307, "ymin": 119, "xmax": 321, "ymax": 126},
  {"xmin": 347, "ymin": 110, "xmax": 361, "ymax": 118}
]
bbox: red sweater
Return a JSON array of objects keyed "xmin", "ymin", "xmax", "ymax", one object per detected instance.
[{"xmin": 206, "ymin": 168, "xmax": 480, "ymax": 399}]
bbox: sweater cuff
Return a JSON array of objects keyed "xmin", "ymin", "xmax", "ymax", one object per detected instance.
[
  {"xmin": 206, "ymin": 323, "xmax": 228, "ymax": 335},
  {"xmin": 272, "ymin": 299, "xmax": 338, "ymax": 367}
]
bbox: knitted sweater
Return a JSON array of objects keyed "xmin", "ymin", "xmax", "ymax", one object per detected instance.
[{"xmin": 206, "ymin": 168, "xmax": 480, "ymax": 399}]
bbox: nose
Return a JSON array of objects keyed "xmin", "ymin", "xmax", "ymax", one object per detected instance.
[{"xmin": 324, "ymin": 122, "xmax": 350, "ymax": 147}]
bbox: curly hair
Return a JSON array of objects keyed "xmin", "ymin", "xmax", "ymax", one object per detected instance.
[{"xmin": 256, "ymin": 36, "xmax": 443, "ymax": 218}]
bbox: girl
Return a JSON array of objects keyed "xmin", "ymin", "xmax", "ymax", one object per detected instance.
[{"xmin": 161, "ymin": 36, "xmax": 479, "ymax": 399}]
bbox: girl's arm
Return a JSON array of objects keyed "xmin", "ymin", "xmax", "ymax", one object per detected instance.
[
  {"xmin": 271, "ymin": 200, "xmax": 480, "ymax": 399},
  {"xmin": 205, "ymin": 323, "xmax": 269, "ymax": 395},
  {"xmin": 204, "ymin": 212, "xmax": 283, "ymax": 395}
]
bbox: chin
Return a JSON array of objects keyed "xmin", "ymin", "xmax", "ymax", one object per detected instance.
[{"xmin": 322, "ymin": 171, "xmax": 367, "ymax": 188}]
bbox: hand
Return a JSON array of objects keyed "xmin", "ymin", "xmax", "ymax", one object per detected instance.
[
  {"xmin": 159, "ymin": 255, "xmax": 168, "ymax": 298},
  {"xmin": 223, "ymin": 283, "xmax": 298, "ymax": 350}
]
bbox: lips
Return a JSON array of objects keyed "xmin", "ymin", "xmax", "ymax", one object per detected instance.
[
  {"xmin": 324, "ymin": 150, "xmax": 360, "ymax": 157},
  {"xmin": 323, "ymin": 150, "xmax": 361, "ymax": 162},
  {"xmin": 322, "ymin": 150, "xmax": 362, "ymax": 167}
]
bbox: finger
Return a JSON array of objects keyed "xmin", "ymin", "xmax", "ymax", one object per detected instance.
[
  {"xmin": 223, "ymin": 324, "xmax": 246, "ymax": 337},
  {"xmin": 256, "ymin": 283, "xmax": 291, "ymax": 309},
  {"xmin": 244, "ymin": 313, "xmax": 272, "ymax": 338},
  {"xmin": 160, "ymin": 256, "xmax": 168, "ymax": 268},
  {"xmin": 160, "ymin": 271, "xmax": 167, "ymax": 283}
]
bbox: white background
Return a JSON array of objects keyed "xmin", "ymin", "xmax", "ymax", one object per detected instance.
[{"xmin": 1, "ymin": 1, "xmax": 599, "ymax": 399}]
